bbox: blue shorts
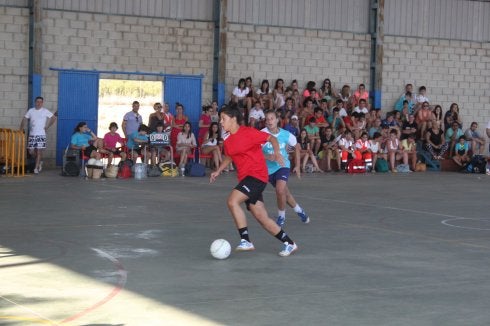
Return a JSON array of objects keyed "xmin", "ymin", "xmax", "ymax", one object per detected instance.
[{"xmin": 268, "ymin": 168, "xmax": 290, "ymax": 187}]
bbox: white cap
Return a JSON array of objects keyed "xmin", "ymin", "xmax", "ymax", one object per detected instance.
[{"xmin": 291, "ymin": 115, "xmax": 298, "ymax": 120}]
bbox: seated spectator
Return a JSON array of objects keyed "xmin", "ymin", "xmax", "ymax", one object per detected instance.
[
  {"xmin": 401, "ymin": 133, "xmax": 417, "ymax": 171},
  {"xmin": 328, "ymin": 107, "xmax": 346, "ymax": 136},
  {"xmin": 272, "ymin": 78, "xmax": 286, "ymax": 109},
  {"xmin": 395, "ymin": 91, "xmax": 415, "ymax": 113},
  {"xmin": 453, "ymin": 135, "xmax": 470, "ymax": 167},
  {"xmin": 368, "ymin": 117, "xmax": 383, "ymax": 138},
  {"xmin": 304, "ymin": 117, "xmax": 322, "ymax": 155},
  {"xmin": 339, "ymin": 84, "xmax": 353, "ymax": 112},
  {"xmin": 313, "ymin": 107, "xmax": 329, "ymax": 130},
  {"xmin": 248, "ymin": 101, "xmax": 265, "ymax": 129},
  {"xmin": 424, "ymin": 121, "xmax": 448, "ymax": 160},
  {"xmin": 319, "ymin": 126, "xmax": 339, "ymax": 172},
  {"xmin": 319, "ymin": 78, "xmax": 338, "ymax": 104},
  {"xmin": 401, "ymin": 114, "xmax": 418, "ymax": 140},
  {"xmin": 387, "ymin": 129, "xmax": 403, "ymax": 172},
  {"xmin": 256, "ymin": 79, "xmax": 273, "ymax": 110},
  {"xmin": 415, "ymin": 101, "xmax": 433, "ymax": 139},
  {"xmin": 176, "ymin": 121, "xmax": 197, "ymax": 169},
  {"xmin": 369, "ymin": 132, "xmax": 386, "ymax": 171},
  {"xmin": 150, "ymin": 121, "xmax": 171, "ymax": 166},
  {"xmin": 339, "ymin": 130, "xmax": 356, "ymax": 170},
  {"xmin": 278, "ymin": 95, "xmax": 295, "ymax": 121},
  {"xmin": 352, "ymin": 83, "xmax": 369, "ymax": 108},
  {"xmin": 464, "ymin": 122, "xmax": 486, "ymax": 155},
  {"xmin": 382, "ymin": 113, "xmax": 398, "ymax": 129},
  {"xmin": 444, "ymin": 103, "xmax": 462, "ymax": 131},
  {"xmin": 200, "ymin": 122, "xmax": 222, "ymax": 171},
  {"xmin": 71, "ymin": 122, "xmax": 103, "ymax": 160},
  {"xmin": 210, "ymin": 100, "xmax": 220, "ymax": 123},
  {"xmin": 415, "ymin": 86, "xmax": 430, "ymax": 109},
  {"xmin": 298, "ymin": 128, "xmax": 323, "ymax": 172},
  {"xmin": 318, "ymin": 98, "xmax": 330, "ymax": 119},
  {"xmin": 126, "ymin": 124, "xmax": 151, "ymax": 163},
  {"xmin": 353, "ymin": 98, "xmax": 369, "ymax": 115},
  {"xmin": 487, "ymin": 119, "xmax": 490, "ymax": 152},
  {"xmin": 445, "ymin": 122, "xmax": 465, "ymax": 157},
  {"xmin": 103, "ymin": 122, "xmax": 127, "ymax": 166},
  {"xmin": 352, "ymin": 113, "xmax": 367, "ymax": 140},
  {"xmin": 332, "ymin": 98, "xmax": 348, "ymax": 118},
  {"xmin": 284, "ymin": 115, "xmax": 300, "ymax": 137},
  {"xmin": 302, "ymin": 81, "xmax": 319, "ymax": 101},
  {"xmin": 231, "ymin": 78, "xmax": 252, "ymax": 115},
  {"xmin": 432, "ymin": 105, "xmax": 443, "ymax": 131},
  {"xmin": 300, "ymin": 98, "xmax": 315, "ymax": 128},
  {"xmin": 354, "ymin": 131, "xmax": 373, "ymax": 170}
]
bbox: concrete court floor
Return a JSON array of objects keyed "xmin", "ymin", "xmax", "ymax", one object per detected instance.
[{"xmin": 0, "ymin": 169, "xmax": 490, "ymax": 326}]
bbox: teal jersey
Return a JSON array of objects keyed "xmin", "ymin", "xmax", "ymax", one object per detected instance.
[{"xmin": 261, "ymin": 127, "xmax": 297, "ymax": 174}]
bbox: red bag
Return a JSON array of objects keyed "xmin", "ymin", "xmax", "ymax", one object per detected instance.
[
  {"xmin": 118, "ymin": 162, "xmax": 132, "ymax": 179},
  {"xmin": 347, "ymin": 159, "xmax": 366, "ymax": 174}
]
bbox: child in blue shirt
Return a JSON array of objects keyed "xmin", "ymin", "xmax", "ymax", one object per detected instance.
[{"xmin": 126, "ymin": 124, "xmax": 151, "ymax": 163}]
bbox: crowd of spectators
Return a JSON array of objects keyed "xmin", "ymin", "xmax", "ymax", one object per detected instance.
[{"xmin": 230, "ymin": 77, "xmax": 488, "ymax": 173}]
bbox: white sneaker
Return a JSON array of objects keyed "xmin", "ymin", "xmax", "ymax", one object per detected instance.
[
  {"xmin": 279, "ymin": 242, "xmax": 298, "ymax": 257},
  {"xmin": 235, "ymin": 239, "xmax": 255, "ymax": 251},
  {"xmin": 33, "ymin": 168, "xmax": 39, "ymax": 174},
  {"xmin": 38, "ymin": 161, "xmax": 43, "ymax": 172}
]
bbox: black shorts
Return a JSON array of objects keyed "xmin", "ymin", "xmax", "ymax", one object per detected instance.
[
  {"xmin": 234, "ymin": 176, "xmax": 267, "ymax": 210},
  {"xmin": 82, "ymin": 145, "xmax": 97, "ymax": 158}
]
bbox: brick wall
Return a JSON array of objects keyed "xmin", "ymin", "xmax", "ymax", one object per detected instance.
[
  {"xmin": 382, "ymin": 36, "xmax": 490, "ymax": 134},
  {"xmin": 0, "ymin": 6, "xmax": 29, "ymax": 129},
  {"xmin": 225, "ymin": 23, "xmax": 372, "ymax": 101}
]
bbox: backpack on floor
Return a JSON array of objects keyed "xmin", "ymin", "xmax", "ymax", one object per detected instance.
[
  {"xmin": 185, "ymin": 162, "xmax": 206, "ymax": 177},
  {"xmin": 375, "ymin": 158, "xmax": 389, "ymax": 173},
  {"xmin": 465, "ymin": 155, "xmax": 487, "ymax": 174},
  {"xmin": 118, "ymin": 160, "xmax": 133, "ymax": 179}
]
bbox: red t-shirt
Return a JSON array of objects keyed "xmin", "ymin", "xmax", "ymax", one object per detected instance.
[
  {"xmin": 103, "ymin": 132, "xmax": 124, "ymax": 149},
  {"xmin": 224, "ymin": 126, "xmax": 270, "ymax": 183}
]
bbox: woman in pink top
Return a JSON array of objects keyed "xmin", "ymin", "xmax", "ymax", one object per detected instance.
[
  {"xmin": 352, "ymin": 83, "xmax": 369, "ymax": 107},
  {"xmin": 103, "ymin": 122, "xmax": 127, "ymax": 166},
  {"xmin": 171, "ymin": 102, "xmax": 188, "ymax": 147}
]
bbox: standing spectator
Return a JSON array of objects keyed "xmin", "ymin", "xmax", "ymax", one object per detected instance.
[
  {"xmin": 171, "ymin": 102, "xmax": 188, "ymax": 148},
  {"xmin": 198, "ymin": 105, "xmax": 213, "ymax": 141},
  {"xmin": 122, "ymin": 100, "xmax": 142, "ymax": 138},
  {"xmin": 148, "ymin": 102, "xmax": 164, "ymax": 132},
  {"xmin": 19, "ymin": 96, "xmax": 57, "ymax": 174},
  {"xmin": 464, "ymin": 122, "xmax": 486, "ymax": 155}
]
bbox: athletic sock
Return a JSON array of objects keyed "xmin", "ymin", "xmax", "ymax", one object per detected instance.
[
  {"xmin": 278, "ymin": 210, "xmax": 286, "ymax": 218},
  {"xmin": 238, "ymin": 227, "xmax": 250, "ymax": 242},
  {"xmin": 293, "ymin": 204, "xmax": 302, "ymax": 213},
  {"xmin": 275, "ymin": 230, "xmax": 294, "ymax": 245}
]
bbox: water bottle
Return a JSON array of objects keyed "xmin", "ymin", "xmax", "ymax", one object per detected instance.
[{"xmin": 181, "ymin": 166, "xmax": 185, "ymax": 176}]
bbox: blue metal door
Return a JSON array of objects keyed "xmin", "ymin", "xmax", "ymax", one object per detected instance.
[
  {"xmin": 56, "ymin": 72, "xmax": 99, "ymax": 165},
  {"xmin": 164, "ymin": 77, "xmax": 202, "ymax": 138}
]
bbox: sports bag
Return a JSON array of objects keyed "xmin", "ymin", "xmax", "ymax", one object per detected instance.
[
  {"xmin": 466, "ymin": 155, "xmax": 486, "ymax": 174},
  {"xmin": 185, "ymin": 162, "xmax": 206, "ymax": 177},
  {"xmin": 375, "ymin": 158, "xmax": 389, "ymax": 172},
  {"xmin": 347, "ymin": 159, "xmax": 366, "ymax": 174}
]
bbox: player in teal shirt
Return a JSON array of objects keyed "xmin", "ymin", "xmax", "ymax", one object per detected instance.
[{"xmin": 262, "ymin": 110, "xmax": 310, "ymax": 227}]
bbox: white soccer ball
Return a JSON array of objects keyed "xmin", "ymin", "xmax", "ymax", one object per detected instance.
[{"xmin": 210, "ymin": 239, "xmax": 231, "ymax": 260}]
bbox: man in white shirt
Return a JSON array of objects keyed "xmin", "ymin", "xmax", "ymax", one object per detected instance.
[{"xmin": 20, "ymin": 96, "xmax": 57, "ymax": 174}]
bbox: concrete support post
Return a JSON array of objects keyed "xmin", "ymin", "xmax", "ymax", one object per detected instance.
[
  {"xmin": 28, "ymin": 0, "xmax": 42, "ymax": 108},
  {"xmin": 369, "ymin": 0, "xmax": 384, "ymax": 110},
  {"xmin": 212, "ymin": 0, "xmax": 227, "ymax": 107}
]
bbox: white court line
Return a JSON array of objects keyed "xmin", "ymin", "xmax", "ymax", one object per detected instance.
[
  {"xmin": 441, "ymin": 218, "xmax": 490, "ymax": 231},
  {"xmin": 0, "ymin": 294, "xmax": 61, "ymax": 325}
]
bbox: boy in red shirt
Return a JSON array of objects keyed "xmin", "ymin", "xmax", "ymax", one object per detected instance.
[{"xmin": 210, "ymin": 106, "xmax": 298, "ymax": 257}]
